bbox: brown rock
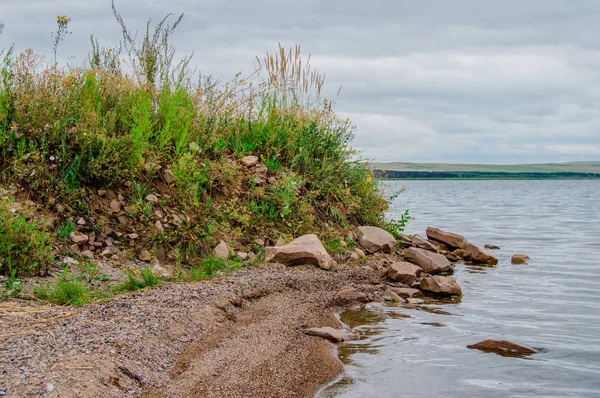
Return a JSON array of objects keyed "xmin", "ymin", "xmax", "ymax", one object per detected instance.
[
  {"xmin": 138, "ymin": 250, "xmax": 151, "ymax": 262},
  {"xmin": 241, "ymin": 155, "xmax": 259, "ymax": 167},
  {"xmin": 81, "ymin": 250, "xmax": 95, "ymax": 259},
  {"xmin": 382, "ymin": 289, "xmax": 405, "ymax": 303},
  {"xmin": 163, "ymin": 169, "xmax": 175, "ymax": 184},
  {"xmin": 109, "ymin": 199, "xmax": 121, "ymax": 212},
  {"xmin": 304, "ymin": 327, "xmax": 359, "ymax": 343},
  {"xmin": 511, "ymin": 254, "xmax": 530, "ymax": 264},
  {"xmin": 213, "ymin": 240, "xmax": 230, "ymax": 259},
  {"xmin": 156, "ymin": 246, "xmax": 167, "ymax": 262},
  {"xmin": 354, "ymin": 248, "xmax": 366, "ymax": 258},
  {"xmin": 426, "ymin": 227, "xmax": 468, "ymax": 250},
  {"xmin": 145, "ymin": 194, "xmax": 159, "ymax": 203},
  {"xmin": 265, "ymin": 234, "xmax": 336, "ymax": 270},
  {"xmin": 410, "ymin": 234, "xmax": 439, "ymax": 252},
  {"xmin": 445, "ymin": 252, "xmax": 461, "ymax": 262},
  {"xmin": 467, "ymin": 339, "xmax": 537, "ymax": 358},
  {"xmin": 389, "ymin": 287, "xmax": 422, "ymax": 298},
  {"xmin": 357, "ymin": 226, "xmax": 397, "ymax": 254},
  {"xmin": 97, "ymin": 189, "xmax": 107, "ymax": 197},
  {"xmin": 76, "ymin": 217, "xmax": 86, "ymax": 225},
  {"xmin": 70, "ymin": 231, "xmax": 89, "ymax": 245},
  {"xmin": 404, "ymin": 247, "xmax": 453, "ymax": 274},
  {"xmin": 349, "ymin": 252, "xmax": 360, "ymax": 261},
  {"xmin": 338, "ymin": 288, "xmax": 369, "ymax": 303},
  {"xmin": 128, "ymin": 233, "xmax": 139, "ymax": 240},
  {"xmin": 154, "ymin": 220, "xmax": 164, "ymax": 231},
  {"xmin": 452, "ymin": 249, "xmax": 465, "ymax": 258},
  {"xmin": 484, "ymin": 244, "xmax": 500, "ymax": 250},
  {"xmin": 420, "ymin": 275, "xmax": 462, "ymax": 296},
  {"xmin": 386, "ymin": 261, "xmax": 423, "ymax": 285},
  {"xmin": 117, "ymin": 215, "xmax": 131, "ymax": 226},
  {"xmin": 464, "ymin": 243, "xmax": 498, "ymax": 265},
  {"xmin": 237, "ymin": 252, "xmax": 249, "ymax": 261}
]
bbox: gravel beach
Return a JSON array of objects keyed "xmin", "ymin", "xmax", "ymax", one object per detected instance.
[{"xmin": 1, "ymin": 263, "xmax": 380, "ymax": 397}]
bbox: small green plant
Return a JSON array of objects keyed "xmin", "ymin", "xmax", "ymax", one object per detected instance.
[
  {"xmin": 384, "ymin": 209, "xmax": 410, "ymax": 240},
  {"xmin": 186, "ymin": 256, "xmax": 241, "ymax": 281},
  {"xmin": 116, "ymin": 268, "xmax": 160, "ymax": 292},
  {"xmin": 57, "ymin": 219, "xmax": 76, "ymax": 239},
  {"xmin": 1, "ymin": 269, "xmax": 22, "ymax": 301},
  {"xmin": 266, "ymin": 157, "xmax": 283, "ymax": 173},
  {"xmin": 34, "ymin": 280, "xmax": 91, "ymax": 306},
  {"xmin": 323, "ymin": 238, "xmax": 349, "ymax": 256},
  {"xmin": 51, "ymin": 15, "xmax": 71, "ymax": 69}
]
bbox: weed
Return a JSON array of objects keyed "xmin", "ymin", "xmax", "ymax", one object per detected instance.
[
  {"xmin": 57, "ymin": 219, "xmax": 76, "ymax": 239},
  {"xmin": 383, "ymin": 209, "xmax": 410, "ymax": 240},
  {"xmin": 116, "ymin": 268, "xmax": 160, "ymax": 292},
  {"xmin": 186, "ymin": 256, "xmax": 241, "ymax": 281},
  {"xmin": 34, "ymin": 280, "xmax": 91, "ymax": 306}
]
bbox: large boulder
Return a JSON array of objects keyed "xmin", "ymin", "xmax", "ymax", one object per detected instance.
[
  {"xmin": 356, "ymin": 226, "xmax": 397, "ymax": 254},
  {"xmin": 304, "ymin": 327, "xmax": 359, "ymax": 343},
  {"xmin": 426, "ymin": 227, "xmax": 468, "ymax": 250},
  {"xmin": 410, "ymin": 234, "xmax": 439, "ymax": 252},
  {"xmin": 386, "ymin": 261, "xmax": 423, "ymax": 285},
  {"xmin": 404, "ymin": 247, "xmax": 453, "ymax": 274},
  {"xmin": 467, "ymin": 340, "xmax": 537, "ymax": 358},
  {"xmin": 265, "ymin": 234, "xmax": 336, "ymax": 270},
  {"xmin": 463, "ymin": 243, "xmax": 498, "ymax": 265},
  {"xmin": 420, "ymin": 275, "xmax": 462, "ymax": 296}
]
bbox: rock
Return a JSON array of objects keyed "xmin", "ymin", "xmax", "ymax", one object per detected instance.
[
  {"xmin": 70, "ymin": 231, "xmax": 89, "ymax": 245},
  {"xmin": 62, "ymin": 256, "xmax": 80, "ymax": 265},
  {"xmin": 347, "ymin": 231, "xmax": 357, "ymax": 242},
  {"xmin": 406, "ymin": 297, "xmax": 425, "ymax": 304},
  {"xmin": 268, "ymin": 176, "xmax": 278, "ymax": 184},
  {"xmin": 237, "ymin": 252, "xmax": 249, "ymax": 261},
  {"xmin": 444, "ymin": 252, "xmax": 461, "ymax": 262},
  {"xmin": 275, "ymin": 238, "xmax": 286, "ymax": 247},
  {"xmin": 338, "ymin": 288, "xmax": 369, "ymax": 303},
  {"xmin": 265, "ymin": 234, "xmax": 336, "ymax": 270},
  {"xmin": 45, "ymin": 383, "xmax": 55, "ymax": 393},
  {"xmin": 253, "ymin": 164, "xmax": 268, "ymax": 185},
  {"xmin": 76, "ymin": 217, "xmax": 86, "ymax": 225},
  {"xmin": 467, "ymin": 339, "xmax": 537, "ymax": 358},
  {"xmin": 357, "ymin": 226, "xmax": 397, "ymax": 254},
  {"xmin": 248, "ymin": 252, "xmax": 257, "ymax": 261},
  {"xmin": 156, "ymin": 246, "xmax": 166, "ymax": 262},
  {"xmin": 383, "ymin": 289, "xmax": 405, "ymax": 303},
  {"xmin": 349, "ymin": 252, "xmax": 360, "ymax": 261},
  {"xmin": 484, "ymin": 244, "xmax": 500, "ymax": 250},
  {"xmin": 154, "ymin": 220, "xmax": 164, "ymax": 231},
  {"xmin": 410, "ymin": 234, "xmax": 439, "ymax": 252},
  {"xmin": 241, "ymin": 155, "xmax": 259, "ymax": 167},
  {"xmin": 81, "ymin": 250, "xmax": 95, "ymax": 259},
  {"xmin": 138, "ymin": 250, "xmax": 151, "ymax": 262},
  {"xmin": 354, "ymin": 248, "xmax": 365, "ymax": 258},
  {"xmin": 389, "ymin": 287, "xmax": 422, "ymax": 298},
  {"xmin": 399, "ymin": 234, "xmax": 413, "ymax": 247},
  {"xmin": 98, "ymin": 189, "xmax": 107, "ymax": 197},
  {"xmin": 128, "ymin": 233, "xmax": 139, "ymax": 240},
  {"xmin": 464, "ymin": 243, "xmax": 498, "ymax": 265},
  {"xmin": 386, "ymin": 261, "xmax": 423, "ymax": 285},
  {"xmin": 426, "ymin": 227, "xmax": 468, "ymax": 250},
  {"xmin": 404, "ymin": 247, "xmax": 453, "ymax": 274},
  {"xmin": 109, "ymin": 199, "xmax": 121, "ymax": 212},
  {"xmin": 152, "ymin": 263, "xmax": 171, "ymax": 279},
  {"xmin": 426, "ymin": 239, "xmax": 448, "ymax": 252},
  {"xmin": 511, "ymin": 254, "xmax": 530, "ymax": 264},
  {"xmin": 452, "ymin": 249, "xmax": 465, "ymax": 258},
  {"xmin": 420, "ymin": 275, "xmax": 462, "ymax": 296},
  {"xmin": 213, "ymin": 240, "xmax": 230, "ymax": 259},
  {"xmin": 117, "ymin": 215, "xmax": 131, "ymax": 226},
  {"xmin": 145, "ymin": 194, "xmax": 159, "ymax": 203},
  {"xmin": 163, "ymin": 169, "xmax": 175, "ymax": 184},
  {"xmin": 304, "ymin": 327, "xmax": 359, "ymax": 343},
  {"xmin": 255, "ymin": 238, "xmax": 265, "ymax": 246}
]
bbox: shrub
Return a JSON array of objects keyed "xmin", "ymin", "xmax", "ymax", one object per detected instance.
[{"xmin": 0, "ymin": 201, "xmax": 54, "ymax": 276}]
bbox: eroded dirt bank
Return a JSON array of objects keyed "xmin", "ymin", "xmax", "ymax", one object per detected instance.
[{"xmin": 1, "ymin": 264, "xmax": 380, "ymax": 398}]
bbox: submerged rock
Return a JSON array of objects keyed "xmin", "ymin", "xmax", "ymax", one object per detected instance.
[
  {"xmin": 357, "ymin": 226, "xmax": 397, "ymax": 254},
  {"xmin": 426, "ymin": 227, "xmax": 468, "ymax": 250},
  {"xmin": 304, "ymin": 327, "xmax": 359, "ymax": 343},
  {"xmin": 467, "ymin": 339, "xmax": 537, "ymax": 358},
  {"xmin": 404, "ymin": 247, "xmax": 453, "ymax": 274},
  {"xmin": 389, "ymin": 287, "xmax": 422, "ymax": 298},
  {"xmin": 484, "ymin": 244, "xmax": 500, "ymax": 250},
  {"xmin": 265, "ymin": 234, "xmax": 336, "ymax": 270},
  {"xmin": 511, "ymin": 254, "xmax": 530, "ymax": 264},
  {"xmin": 420, "ymin": 275, "xmax": 462, "ymax": 296},
  {"xmin": 464, "ymin": 243, "xmax": 498, "ymax": 265},
  {"xmin": 386, "ymin": 261, "xmax": 423, "ymax": 285}
]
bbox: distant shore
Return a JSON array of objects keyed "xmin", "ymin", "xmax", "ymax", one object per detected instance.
[{"xmin": 374, "ymin": 170, "xmax": 600, "ymax": 179}]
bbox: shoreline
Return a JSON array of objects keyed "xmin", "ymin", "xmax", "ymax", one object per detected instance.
[{"xmin": 1, "ymin": 263, "xmax": 381, "ymax": 397}]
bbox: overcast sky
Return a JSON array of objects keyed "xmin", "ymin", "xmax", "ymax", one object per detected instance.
[{"xmin": 2, "ymin": 0, "xmax": 600, "ymax": 163}]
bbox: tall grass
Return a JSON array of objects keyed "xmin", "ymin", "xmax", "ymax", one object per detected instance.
[{"xmin": 0, "ymin": 7, "xmax": 389, "ymax": 276}]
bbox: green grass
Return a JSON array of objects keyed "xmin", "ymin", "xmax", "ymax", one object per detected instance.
[
  {"xmin": 115, "ymin": 269, "xmax": 160, "ymax": 292},
  {"xmin": 34, "ymin": 280, "xmax": 92, "ymax": 306},
  {"xmin": 185, "ymin": 257, "xmax": 242, "ymax": 282}
]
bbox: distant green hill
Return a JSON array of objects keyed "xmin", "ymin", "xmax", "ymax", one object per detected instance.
[{"xmin": 370, "ymin": 161, "xmax": 600, "ymax": 179}]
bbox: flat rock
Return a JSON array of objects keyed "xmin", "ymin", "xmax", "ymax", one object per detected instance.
[
  {"xmin": 357, "ymin": 226, "xmax": 397, "ymax": 254},
  {"xmin": 265, "ymin": 234, "xmax": 336, "ymax": 270},
  {"xmin": 420, "ymin": 275, "xmax": 462, "ymax": 296},
  {"xmin": 389, "ymin": 287, "xmax": 422, "ymax": 298},
  {"xmin": 213, "ymin": 240, "xmax": 230, "ymax": 259},
  {"xmin": 163, "ymin": 169, "xmax": 175, "ymax": 184},
  {"xmin": 511, "ymin": 254, "xmax": 530, "ymax": 264},
  {"xmin": 464, "ymin": 243, "xmax": 498, "ymax": 265},
  {"xmin": 404, "ymin": 247, "xmax": 453, "ymax": 274},
  {"xmin": 237, "ymin": 252, "xmax": 249, "ymax": 261},
  {"xmin": 241, "ymin": 155, "xmax": 259, "ymax": 167},
  {"xmin": 138, "ymin": 250, "xmax": 151, "ymax": 262},
  {"xmin": 426, "ymin": 227, "xmax": 468, "ymax": 250},
  {"xmin": 145, "ymin": 194, "xmax": 159, "ymax": 203},
  {"xmin": 386, "ymin": 261, "xmax": 423, "ymax": 285},
  {"xmin": 338, "ymin": 288, "xmax": 369, "ymax": 303},
  {"xmin": 467, "ymin": 339, "xmax": 537, "ymax": 358},
  {"xmin": 444, "ymin": 252, "xmax": 461, "ymax": 262},
  {"xmin": 70, "ymin": 231, "xmax": 89, "ymax": 245},
  {"xmin": 109, "ymin": 199, "xmax": 121, "ymax": 212},
  {"xmin": 410, "ymin": 234, "xmax": 439, "ymax": 252},
  {"xmin": 304, "ymin": 327, "xmax": 359, "ymax": 343},
  {"xmin": 382, "ymin": 289, "xmax": 405, "ymax": 303}
]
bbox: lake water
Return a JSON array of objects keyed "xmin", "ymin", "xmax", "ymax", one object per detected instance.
[{"xmin": 320, "ymin": 180, "xmax": 600, "ymax": 398}]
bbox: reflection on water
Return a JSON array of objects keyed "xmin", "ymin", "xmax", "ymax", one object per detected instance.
[{"xmin": 320, "ymin": 180, "xmax": 600, "ymax": 398}]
